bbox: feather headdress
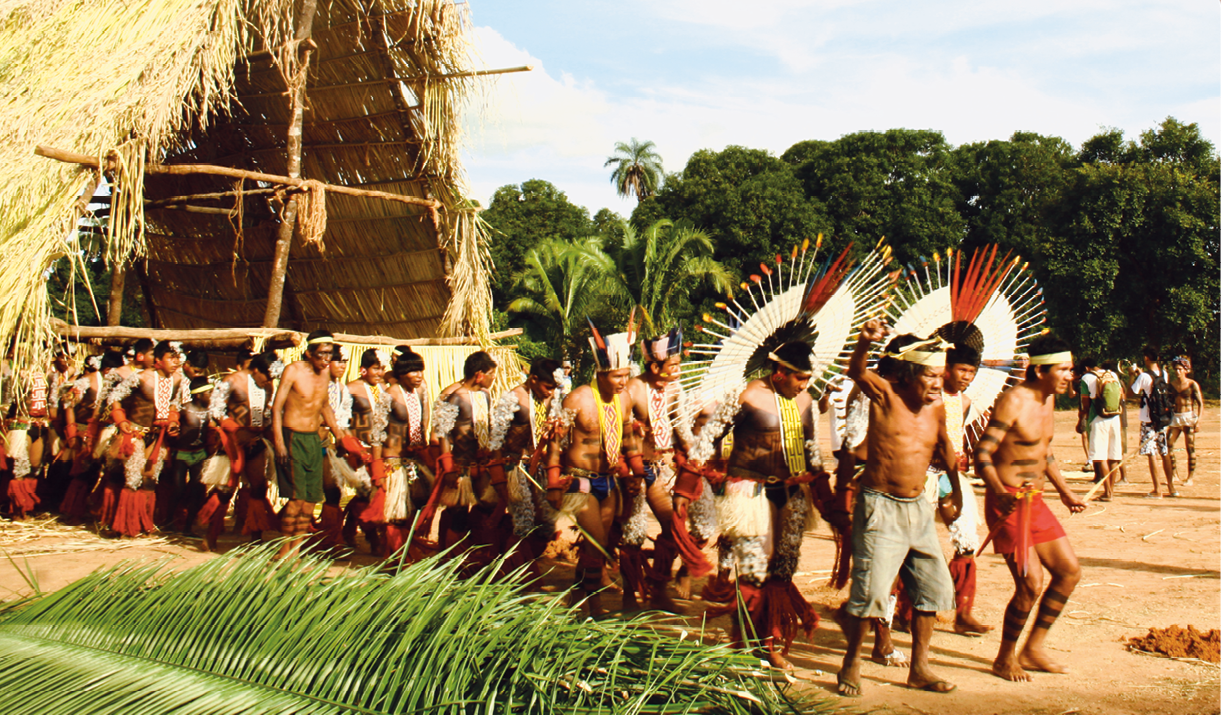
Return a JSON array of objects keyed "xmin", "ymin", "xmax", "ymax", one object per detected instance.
[{"xmin": 588, "ymin": 316, "xmax": 636, "ymax": 372}]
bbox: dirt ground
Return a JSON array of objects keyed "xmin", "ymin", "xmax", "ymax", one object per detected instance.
[{"xmin": 1, "ymin": 406, "xmax": 1217, "ymax": 715}]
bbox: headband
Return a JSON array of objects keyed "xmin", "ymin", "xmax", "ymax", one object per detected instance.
[
  {"xmin": 190, "ymin": 383, "xmax": 215, "ymax": 395},
  {"xmin": 767, "ymin": 351, "xmax": 812, "ymax": 375},
  {"xmin": 885, "ymin": 337, "xmax": 950, "ymax": 368},
  {"xmin": 307, "ymin": 336, "xmax": 335, "ymax": 346},
  {"xmin": 1028, "ymin": 351, "xmax": 1072, "ymax": 366}
]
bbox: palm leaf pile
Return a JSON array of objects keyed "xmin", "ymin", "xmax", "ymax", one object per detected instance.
[{"xmin": 0, "ymin": 545, "xmax": 842, "ymax": 714}]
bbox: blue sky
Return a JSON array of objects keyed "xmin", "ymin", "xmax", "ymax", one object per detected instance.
[{"xmin": 461, "ymin": 1, "xmax": 1219, "ymax": 217}]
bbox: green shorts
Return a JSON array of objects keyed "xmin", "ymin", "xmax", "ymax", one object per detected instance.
[{"xmin": 277, "ymin": 428, "xmax": 324, "ymax": 504}]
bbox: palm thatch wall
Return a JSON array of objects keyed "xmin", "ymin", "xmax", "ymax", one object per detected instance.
[{"xmin": 0, "ymin": 0, "xmax": 496, "ymax": 376}]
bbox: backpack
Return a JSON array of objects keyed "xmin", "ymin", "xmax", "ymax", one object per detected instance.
[
  {"xmin": 1096, "ymin": 371, "xmax": 1123, "ymax": 418},
  {"xmin": 1142, "ymin": 369, "xmax": 1174, "ymax": 430}
]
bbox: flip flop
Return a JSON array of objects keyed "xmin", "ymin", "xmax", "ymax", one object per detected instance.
[
  {"xmin": 1167, "ymin": 491, "xmax": 1180, "ymax": 498},
  {"xmin": 836, "ymin": 673, "xmax": 862, "ymax": 697},
  {"xmin": 913, "ymin": 680, "xmax": 957, "ymax": 693},
  {"xmin": 1144, "ymin": 493, "xmax": 1162, "ymax": 499}
]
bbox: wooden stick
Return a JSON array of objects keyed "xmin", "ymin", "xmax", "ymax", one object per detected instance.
[
  {"xmin": 237, "ymin": 65, "xmax": 533, "ymax": 97},
  {"xmin": 34, "ymin": 146, "xmax": 441, "ymax": 209},
  {"xmin": 146, "ymin": 188, "xmax": 277, "ymax": 206}
]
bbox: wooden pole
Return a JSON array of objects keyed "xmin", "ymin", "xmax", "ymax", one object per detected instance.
[
  {"xmin": 107, "ymin": 264, "xmax": 125, "ymax": 326},
  {"xmin": 34, "ymin": 146, "xmax": 440, "ymax": 210},
  {"xmin": 262, "ymin": 0, "xmax": 319, "ymax": 329},
  {"xmin": 133, "ymin": 259, "xmax": 160, "ymax": 329}
]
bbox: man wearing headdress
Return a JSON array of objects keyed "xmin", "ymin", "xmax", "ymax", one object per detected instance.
[
  {"xmin": 837, "ymin": 322, "xmax": 963, "ymax": 695},
  {"xmin": 621, "ymin": 328, "xmax": 711, "ymax": 611},
  {"xmin": 168, "ymin": 376, "xmax": 218, "ymax": 535},
  {"xmin": 361, "ymin": 348, "xmax": 433, "ymax": 556},
  {"xmin": 545, "ymin": 327, "xmax": 640, "ymax": 618},
  {"xmin": 105, "ymin": 341, "xmax": 185, "ymax": 537},
  {"xmin": 489, "ymin": 357, "xmax": 562, "ymax": 573},
  {"xmin": 974, "ymin": 333, "xmax": 1084, "ymax": 682},
  {"xmin": 690, "ymin": 340, "xmax": 825, "ymax": 670},
  {"xmin": 342, "ymin": 349, "xmax": 389, "ymax": 553},
  {"xmin": 213, "ymin": 353, "xmax": 277, "ymax": 542},
  {"xmin": 57, "ymin": 355, "xmax": 104, "ymax": 523},
  {"xmin": 272, "ymin": 330, "xmax": 354, "ymax": 559},
  {"xmin": 426, "ymin": 351, "xmax": 503, "ymax": 565},
  {"xmin": 4, "ymin": 354, "xmax": 54, "ymax": 519},
  {"xmin": 314, "ymin": 346, "xmax": 351, "ymax": 550}
]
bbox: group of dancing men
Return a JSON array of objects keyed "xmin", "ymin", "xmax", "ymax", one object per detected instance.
[{"xmin": 2, "ymin": 319, "xmax": 1088, "ymax": 695}]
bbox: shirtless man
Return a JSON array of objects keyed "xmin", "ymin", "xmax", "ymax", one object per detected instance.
[
  {"xmin": 838, "ymin": 322, "xmax": 962, "ymax": 696},
  {"xmin": 374, "ymin": 351, "xmax": 433, "ymax": 555},
  {"xmin": 432, "ymin": 351, "xmax": 503, "ymax": 564},
  {"xmin": 272, "ymin": 330, "xmax": 349, "ymax": 559},
  {"xmin": 490, "ymin": 357, "xmax": 561, "ymax": 570},
  {"xmin": 974, "ymin": 333, "xmax": 1085, "ymax": 682},
  {"xmin": 623, "ymin": 329, "xmax": 707, "ymax": 611},
  {"xmin": 220, "ymin": 354, "xmax": 276, "ymax": 541},
  {"xmin": 692, "ymin": 341, "xmax": 826, "ymax": 670},
  {"xmin": 107, "ymin": 342, "xmax": 185, "ymax": 537},
  {"xmin": 1166, "ymin": 357, "xmax": 1203, "ymax": 485},
  {"xmin": 343, "ymin": 349, "xmax": 388, "ymax": 553},
  {"xmin": 58, "ymin": 355, "xmax": 104, "ymax": 523},
  {"xmin": 170, "ymin": 376, "xmax": 217, "ymax": 534},
  {"xmin": 315, "ymin": 347, "xmax": 352, "ymax": 550},
  {"xmin": 546, "ymin": 329, "xmax": 638, "ymax": 617}
]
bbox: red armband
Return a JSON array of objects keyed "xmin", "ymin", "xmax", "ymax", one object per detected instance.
[
  {"xmin": 626, "ymin": 453, "xmax": 645, "ymax": 478},
  {"xmin": 166, "ymin": 410, "xmax": 180, "ymax": 428},
  {"xmin": 109, "ymin": 405, "xmax": 127, "ymax": 426},
  {"xmin": 436, "ymin": 451, "xmax": 454, "ymax": 478},
  {"xmin": 486, "ymin": 457, "xmax": 507, "ymax": 486},
  {"xmin": 673, "ymin": 460, "xmax": 705, "ymax": 502},
  {"xmin": 546, "ymin": 464, "xmax": 566, "ymax": 491},
  {"xmin": 64, "ymin": 420, "xmax": 78, "ymax": 441},
  {"xmin": 809, "ymin": 471, "xmax": 834, "ymax": 518},
  {"xmin": 369, "ymin": 458, "xmax": 386, "ymax": 486},
  {"xmin": 612, "ymin": 458, "xmax": 630, "ymax": 479}
]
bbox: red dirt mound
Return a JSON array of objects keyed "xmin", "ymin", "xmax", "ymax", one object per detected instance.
[{"xmin": 1127, "ymin": 625, "xmax": 1220, "ymax": 663}]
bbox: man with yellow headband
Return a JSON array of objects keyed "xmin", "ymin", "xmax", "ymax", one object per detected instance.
[
  {"xmin": 837, "ymin": 320, "xmax": 962, "ymax": 696},
  {"xmin": 689, "ymin": 340, "xmax": 825, "ymax": 671},
  {"xmin": 974, "ymin": 333, "xmax": 1084, "ymax": 682},
  {"xmin": 545, "ymin": 323, "xmax": 642, "ymax": 618},
  {"xmin": 271, "ymin": 330, "xmax": 353, "ymax": 560}
]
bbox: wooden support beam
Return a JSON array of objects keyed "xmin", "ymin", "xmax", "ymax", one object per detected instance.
[
  {"xmin": 107, "ymin": 264, "xmax": 125, "ymax": 326},
  {"xmin": 147, "ymin": 187, "xmax": 277, "ymax": 206},
  {"xmin": 133, "ymin": 259, "xmax": 160, "ymax": 329},
  {"xmin": 236, "ymin": 65, "xmax": 532, "ymax": 98},
  {"xmin": 262, "ymin": 0, "xmax": 319, "ymax": 329},
  {"xmin": 34, "ymin": 146, "xmax": 441, "ymax": 210},
  {"xmin": 146, "ymin": 204, "xmax": 237, "ymax": 216},
  {"xmin": 53, "ymin": 319, "xmax": 521, "ymax": 348}
]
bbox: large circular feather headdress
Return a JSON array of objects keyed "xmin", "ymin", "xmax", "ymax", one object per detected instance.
[
  {"xmin": 887, "ymin": 245, "xmax": 1046, "ymax": 444},
  {"xmin": 676, "ymin": 236, "xmax": 896, "ymax": 426}
]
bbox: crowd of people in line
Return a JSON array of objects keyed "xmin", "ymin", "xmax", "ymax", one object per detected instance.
[{"xmin": 0, "ymin": 321, "xmax": 1203, "ymax": 696}]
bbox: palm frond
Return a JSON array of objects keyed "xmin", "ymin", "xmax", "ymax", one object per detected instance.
[{"xmin": 0, "ymin": 544, "xmax": 842, "ymax": 714}]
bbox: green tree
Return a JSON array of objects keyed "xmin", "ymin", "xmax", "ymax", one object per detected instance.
[
  {"xmin": 575, "ymin": 218, "xmax": 737, "ymax": 335},
  {"xmin": 480, "ymin": 180, "xmax": 595, "ymax": 304},
  {"xmin": 785, "ymin": 129, "xmax": 965, "ymax": 265},
  {"xmin": 633, "ymin": 146, "xmax": 829, "ymax": 277},
  {"xmin": 951, "ymin": 131, "xmax": 1077, "ymax": 256},
  {"xmin": 605, "ymin": 139, "xmax": 664, "ymax": 202}
]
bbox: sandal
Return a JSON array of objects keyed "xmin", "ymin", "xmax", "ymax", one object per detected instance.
[{"xmin": 1144, "ymin": 492, "xmax": 1162, "ymax": 499}]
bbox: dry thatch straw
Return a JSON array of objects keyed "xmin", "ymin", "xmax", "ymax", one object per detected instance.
[{"xmin": 0, "ymin": 0, "xmax": 496, "ymax": 384}]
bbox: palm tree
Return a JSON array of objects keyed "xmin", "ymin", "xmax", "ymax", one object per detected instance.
[
  {"xmin": 575, "ymin": 218, "xmax": 737, "ymax": 335},
  {"xmin": 506, "ymin": 238, "xmax": 607, "ymax": 360},
  {"xmin": 605, "ymin": 139, "xmax": 664, "ymax": 202}
]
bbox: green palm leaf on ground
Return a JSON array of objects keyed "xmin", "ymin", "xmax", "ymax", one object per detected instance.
[{"xmin": 0, "ymin": 545, "xmax": 843, "ymax": 714}]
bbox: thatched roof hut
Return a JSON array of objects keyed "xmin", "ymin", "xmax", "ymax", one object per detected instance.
[{"xmin": 1, "ymin": 0, "xmax": 509, "ymax": 371}]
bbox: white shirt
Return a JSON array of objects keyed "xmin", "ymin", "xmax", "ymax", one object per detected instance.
[{"xmin": 1130, "ymin": 367, "xmax": 1162, "ymax": 424}]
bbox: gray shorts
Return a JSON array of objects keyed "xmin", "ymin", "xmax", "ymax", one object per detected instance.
[{"xmin": 845, "ymin": 488, "xmax": 955, "ymax": 618}]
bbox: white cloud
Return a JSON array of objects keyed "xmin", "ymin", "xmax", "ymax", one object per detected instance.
[{"xmin": 461, "ymin": 3, "xmax": 1219, "ymax": 215}]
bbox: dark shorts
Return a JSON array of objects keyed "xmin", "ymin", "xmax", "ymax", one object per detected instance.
[
  {"xmin": 277, "ymin": 428, "xmax": 324, "ymax": 504},
  {"xmin": 984, "ymin": 488, "xmax": 1066, "ymax": 554},
  {"xmin": 566, "ymin": 472, "xmax": 612, "ymax": 501}
]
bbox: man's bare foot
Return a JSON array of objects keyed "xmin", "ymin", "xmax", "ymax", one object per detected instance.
[
  {"xmin": 992, "ymin": 653, "xmax": 1032, "ymax": 682},
  {"xmin": 908, "ymin": 673, "xmax": 956, "ymax": 693},
  {"xmin": 675, "ymin": 573, "xmax": 692, "ymax": 600},
  {"xmin": 836, "ymin": 660, "xmax": 862, "ymax": 697},
  {"xmin": 648, "ymin": 588, "xmax": 682, "ymax": 614},
  {"xmin": 622, "ymin": 592, "xmax": 640, "ymax": 611},
  {"xmin": 954, "ymin": 614, "xmax": 994, "ymax": 635},
  {"xmin": 766, "ymin": 651, "xmax": 794, "ymax": 671},
  {"xmin": 586, "ymin": 594, "xmax": 605, "ymax": 619},
  {"xmin": 200, "ymin": 538, "xmax": 214, "ymax": 553},
  {"xmin": 870, "ymin": 647, "xmax": 908, "ymax": 667},
  {"xmin": 1020, "ymin": 646, "xmax": 1069, "ymax": 674}
]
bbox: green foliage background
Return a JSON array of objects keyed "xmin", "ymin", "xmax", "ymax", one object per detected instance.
[{"xmin": 482, "ymin": 118, "xmax": 1218, "ymax": 393}]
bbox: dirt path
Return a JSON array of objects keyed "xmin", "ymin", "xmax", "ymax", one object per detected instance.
[{"xmin": 1, "ymin": 407, "xmax": 1217, "ymax": 714}]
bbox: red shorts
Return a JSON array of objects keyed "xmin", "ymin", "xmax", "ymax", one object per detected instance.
[{"xmin": 984, "ymin": 488, "xmax": 1066, "ymax": 555}]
